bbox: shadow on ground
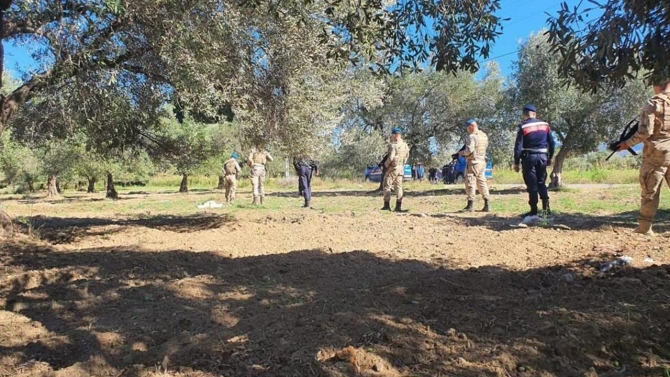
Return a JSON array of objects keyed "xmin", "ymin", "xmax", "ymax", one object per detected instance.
[
  {"xmin": 15, "ymin": 214, "xmax": 235, "ymax": 244},
  {"xmin": 0, "ymin": 241, "xmax": 669, "ymax": 377},
  {"xmin": 461, "ymin": 209, "xmax": 670, "ymax": 233}
]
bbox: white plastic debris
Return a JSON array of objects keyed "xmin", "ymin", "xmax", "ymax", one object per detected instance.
[
  {"xmin": 197, "ymin": 200, "xmax": 223, "ymax": 209},
  {"xmin": 599, "ymin": 256, "xmax": 633, "ymax": 272},
  {"xmin": 619, "ymin": 255, "xmax": 633, "ymax": 263},
  {"xmin": 643, "ymin": 257, "xmax": 655, "ymax": 264},
  {"xmin": 521, "ymin": 215, "xmax": 543, "ymax": 225}
]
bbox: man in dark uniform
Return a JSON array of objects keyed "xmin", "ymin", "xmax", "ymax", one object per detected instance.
[
  {"xmin": 428, "ymin": 167, "xmax": 438, "ymax": 184},
  {"xmin": 513, "ymin": 104, "xmax": 556, "ymax": 217},
  {"xmin": 293, "ymin": 154, "xmax": 319, "ymax": 208}
]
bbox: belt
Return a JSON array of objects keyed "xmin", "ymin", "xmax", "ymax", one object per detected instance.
[
  {"xmin": 253, "ymin": 164, "xmax": 266, "ymax": 168},
  {"xmin": 523, "ymin": 148, "xmax": 548, "ymax": 154}
]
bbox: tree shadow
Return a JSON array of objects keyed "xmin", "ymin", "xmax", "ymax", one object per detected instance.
[
  {"xmin": 461, "ymin": 209, "xmax": 670, "ymax": 233},
  {"xmin": 15, "ymin": 214, "xmax": 236, "ymax": 244},
  {"xmin": 1, "ymin": 242, "xmax": 669, "ymax": 376}
]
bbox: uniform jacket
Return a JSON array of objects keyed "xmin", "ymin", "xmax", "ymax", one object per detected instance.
[
  {"xmin": 461, "ymin": 130, "xmax": 489, "ymax": 164},
  {"xmin": 624, "ymin": 92, "xmax": 670, "ymax": 153},
  {"xmin": 514, "ymin": 118, "xmax": 555, "ymax": 165},
  {"xmin": 223, "ymin": 158, "xmax": 242, "ymax": 175}
]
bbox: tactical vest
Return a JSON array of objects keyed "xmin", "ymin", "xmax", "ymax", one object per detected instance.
[
  {"xmin": 251, "ymin": 151, "xmax": 268, "ymax": 165},
  {"xmin": 652, "ymin": 93, "xmax": 670, "ymax": 136},
  {"xmin": 471, "ymin": 130, "xmax": 489, "ymax": 161},
  {"xmin": 223, "ymin": 159, "xmax": 238, "ymax": 175},
  {"xmin": 391, "ymin": 141, "xmax": 410, "ymax": 168}
]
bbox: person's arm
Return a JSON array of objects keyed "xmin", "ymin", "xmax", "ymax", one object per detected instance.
[
  {"xmin": 311, "ymin": 160, "xmax": 319, "ymax": 176},
  {"xmin": 292, "ymin": 157, "xmax": 300, "ymax": 172},
  {"xmin": 384, "ymin": 144, "xmax": 396, "ymax": 169},
  {"xmin": 248, "ymin": 152, "xmax": 254, "ymax": 167},
  {"xmin": 235, "ymin": 161, "xmax": 242, "ymax": 173},
  {"xmin": 513, "ymin": 127, "xmax": 524, "ymax": 166},
  {"xmin": 621, "ymin": 99, "xmax": 658, "ymax": 149},
  {"xmin": 266, "ymin": 152, "xmax": 274, "ymax": 162}
]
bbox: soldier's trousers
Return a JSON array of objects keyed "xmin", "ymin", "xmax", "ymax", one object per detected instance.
[
  {"xmin": 465, "ymin": 161, "xmax": 489, "ymax": 201},
  {"xmin": 383, "ymin": 167, "xmax": 404, "ymax": 201},
  {"xmin": 251, "ymin": 165, "xmax": 266, "ymax": 198},
  {"xmin": 224, "ymin": 174, "xmax": 237, "ymax": 202},
  {"xmin": 522, "ymin": 153, "xmax": 549, "ymax": 207},
  {"xmin": 638, "ymin": 149, "xmax": 670, "ymax": 226},
  {"xmin": 297, "ymin": 165, "xmax": 313, "ymax": 201}
]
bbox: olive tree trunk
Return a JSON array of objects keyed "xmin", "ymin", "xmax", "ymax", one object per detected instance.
[
  {"xmin": 106, "ymin": 172, "xmax": 118, "ymax": 199},
  {"xmin": 179, "ymin": 173, "xmax": 188, "ymax": 193},
  {"xmin": 87, "ymin": 177, "xmax": 97, "ymax": 193},
  {"xmin": 548, "ymin": 148, "xmax": 569, "ymax": 188},
  {"xmin": 46, "ymin": 175, "xmax": 59, "ymax": 198}
]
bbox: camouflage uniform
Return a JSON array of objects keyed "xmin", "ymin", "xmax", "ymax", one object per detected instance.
[
  {"xmin": 462, "ymin": 130, "xmax": 490, "ymax": 202},
  {"xmin": 383, "ymin": 139, "xmax": 410, "ymax": 205},
  {"xmin": 248, "ymin": 149, "xmax": 274, "ymax": 205},
  {"xmin": 622, "ymin": 91, "xmax": 670, "ymax": 234},
  {"xmin": 222, "ymin": 157, "xmax": 242, "ymax": 204}
]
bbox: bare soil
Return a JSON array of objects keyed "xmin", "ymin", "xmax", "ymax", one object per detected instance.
[{"xmin": 1, "ymin": 187, "xmax": 670, "ymax": 377}]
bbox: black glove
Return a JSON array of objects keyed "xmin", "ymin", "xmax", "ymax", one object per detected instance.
[{"xmin": 451, "ymin": 153, "xmax": 458, "ymax": 160}]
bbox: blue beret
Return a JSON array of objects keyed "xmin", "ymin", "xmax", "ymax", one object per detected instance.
[
  {"xmin": 464, "ymin": 118, "xmax": 476, "ymax": 127},
  {"xmin": 523, "ymin": 104, "xmax": 536, "ymax": 112},
  {"xmin": 231, "ymin": 152, "xmax": 239, "ymax": 159},
  {"xmin": 391, "ymin": 127, "xmax": 402, "ymax": 134}
]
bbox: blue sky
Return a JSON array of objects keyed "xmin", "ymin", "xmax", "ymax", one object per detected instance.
[
  {"xmin": 485, "ymin": 0, "xmax": 585, "ymax": 76},
  {"xmin": 2, "ymin": 0, "xmax": 585, "ymax": 81}
]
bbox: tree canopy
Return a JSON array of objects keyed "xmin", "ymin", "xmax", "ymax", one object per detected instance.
[
  {"xmin": 512, "ymin": 33, "xmax": 649, "ymax": 186},
  {"xmin": 546, "ymin": 0, "xmax": 670, "ymax": 91}
]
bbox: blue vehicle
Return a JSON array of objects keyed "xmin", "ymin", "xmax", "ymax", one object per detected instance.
[
  {"xmin": 365, "ymin": 164, "xmax": 412, "ymax": 182},
  {"xmin": 443, "ymin": 155, "xmax": 493, "ymax": 184}
]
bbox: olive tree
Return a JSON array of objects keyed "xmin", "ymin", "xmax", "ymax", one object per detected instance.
[{"xmin": 512, "ymin": 33, "xmax": 649, "ymax": 187}]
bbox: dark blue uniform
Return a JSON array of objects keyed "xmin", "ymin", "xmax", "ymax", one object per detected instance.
[
  {"xmin": 514, "ymin": 118, "xmax": 555, "ymax": 209},
  {"xmin": 293, "ymin": 156, "xmax": 318, "ymax": 206}
]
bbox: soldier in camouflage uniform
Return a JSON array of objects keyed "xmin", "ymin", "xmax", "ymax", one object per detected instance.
[
  {"xmin": 222, "ymin": 153, "xmax": 242, "ymax": 204},
  {"xmin": 382, "ymin": 127, "xmax": 410, "ymax": 212},
  {"xmin": 248, "ymin": 146, "xmax": 274, "ymax": 205},
  {"xmin": 618, "ymin": 78, "xmax": 670, "ymax": 235},
  {"xmin": 459, "ymin": 119, "xmax": 490, "ymax": 212}
]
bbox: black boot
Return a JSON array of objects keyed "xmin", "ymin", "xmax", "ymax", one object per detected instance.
[
  {"xmin": 460, "ymin": 200, "xmax": 474, "ymax": 213},
  {"xmin": 303, "ymin": 198, "xmax": 310, "ymax": 208},
  {"xmin": 481, "ymin": 199, "xmax": 490, "ymax": 212},
  {"xmin": 520, "ymin": 205, "xmax": 538, "ymax": 217},
  {"xmin": 394, "ymin": 200, "xmax": 405, "ymax": 212},
  {"xmin": 542, "ymin": 199, "xmax": 551, "ymax": 216},
  {"xmin": 381, "ymin": 201, "xmax": 391, "ymax": 211}
]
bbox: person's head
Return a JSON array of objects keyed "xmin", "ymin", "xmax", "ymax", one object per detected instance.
[
  {"xmin": 391, "ymin": 127, "xmax": 403, "ymax": 141},
  {"xmin": 464, "ymin": 118, "xmax": 478, "ymax": 134},
  {"xmin": 522, "ymin": 104, "xmax": 537, "ymax": 120},
  {"xmin": 231, "ymin": 152, "xmax": 239, "ymax": 160},
  {"xmin": 652, "ymin": 78, "xmax": 670, "ymax": 94}
]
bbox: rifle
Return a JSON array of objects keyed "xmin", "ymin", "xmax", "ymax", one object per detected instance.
[
  {"xmin": 451, "ymin": 144, "xmax": 466, "ymax": 160},
  {"xmin": 378, "ymin": 153, "xmax": 388, "ymax": 168},
  {"xmin": 606, "ymin": 118, "xmax": 639, "ymax": 161}
]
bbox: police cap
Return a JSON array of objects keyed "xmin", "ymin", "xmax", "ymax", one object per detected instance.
[
  {"xmin": 523, "ymin": 104, "xmax": 537, "ymax": 112},
  {"xmin": 391, "ymin": 127, "xmax": 402, "ymax": 134}
]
